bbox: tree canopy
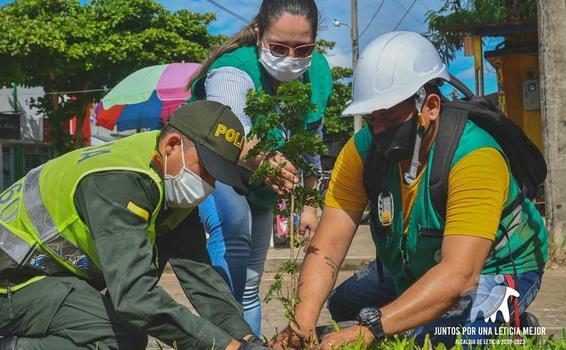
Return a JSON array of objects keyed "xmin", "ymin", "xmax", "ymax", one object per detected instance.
[
  {"xmin": 323, "ymin": 66, "xmax": 353, "ymax": 143},
  {"xmin": 315, "ymin": 39, "xmax": 354, "ymax": 144},
  {"xmin": 0, "ymin": 0, "xmax": 222, "ymax": 152},
  {"xmin": 426, "ymin": 0, "xmax": 537, "ymax": 61}
]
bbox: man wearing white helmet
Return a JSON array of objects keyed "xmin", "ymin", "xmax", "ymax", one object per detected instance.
[{"xmin": 271, "ymin": 31, "xmax": 547, "ymax": 349}]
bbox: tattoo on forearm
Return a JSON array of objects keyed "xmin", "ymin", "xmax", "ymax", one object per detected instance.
[
  {"xmin": 324, "ymin": 256, "xmax": 338, "ymax": 279},
  {"xmin": 304, "ymin": 245, "xmax": 319, "ymax": 256}
]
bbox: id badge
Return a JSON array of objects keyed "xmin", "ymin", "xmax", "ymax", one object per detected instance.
[{"xmin": 377, "ymin": 191, "xmax": 394, "ymax": 228}]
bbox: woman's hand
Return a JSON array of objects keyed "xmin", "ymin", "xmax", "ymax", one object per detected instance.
[
  {"xmin": 299, "ymin": 205, "xmax": 318, "ymax": 239},
  {"xmin": 264, "ymin": 151, "xmax": 299, "ymax": 195},
  {"xmin": 240, "ymin": 137, "xmax": 298, "ymax": 194}
]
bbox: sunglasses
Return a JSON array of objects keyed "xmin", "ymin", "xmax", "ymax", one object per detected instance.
[{"xmin": 266, "ymin": 42, "xmax": 316, "ymax": 58}]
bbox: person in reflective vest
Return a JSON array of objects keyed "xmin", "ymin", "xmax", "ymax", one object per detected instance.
[{"xmin": 0, "ymin": 101, "xmax": 271, "ymax": 350}]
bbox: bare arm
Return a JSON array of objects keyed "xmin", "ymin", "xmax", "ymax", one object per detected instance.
[
  {"xmin": 381, "ymin": 234, "xmax": 492, "ymax": 334},
  {"xmin": 294, "ymin": 206, "xmax": 363, "ymax": 333},
  {"xmin": 319, "ymin": 234, "xmax": 493, "ymax": 349},
  {"xmin": 299, "ymin": 175, "xmax": 319, "ymax": 237},
  {"xmin": 381, "ymin": 149, "xmax": 507, "ymax": 334}
]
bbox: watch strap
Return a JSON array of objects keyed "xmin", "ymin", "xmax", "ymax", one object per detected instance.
[{"xmin": 357, "ymin": 307, "xmax": 386, "ymax": 341}]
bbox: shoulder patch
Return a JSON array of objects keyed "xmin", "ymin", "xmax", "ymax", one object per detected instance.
[{"xmin": 127, "ymin": 201, "xmax": 150, "ymax": 222}]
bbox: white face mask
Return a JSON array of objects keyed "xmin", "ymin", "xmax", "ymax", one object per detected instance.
[
  {"xmin": 164, "ymin": 140, "xmax": 215, "ymax": 208},
  {"xmin": 258, "ymin": 46, "xmax": 312, "ymax": 82}
]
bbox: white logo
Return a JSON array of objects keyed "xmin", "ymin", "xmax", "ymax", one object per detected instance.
[{"xmin": 465, "ymin": 275, "xmax": 520, "ymax": 323}]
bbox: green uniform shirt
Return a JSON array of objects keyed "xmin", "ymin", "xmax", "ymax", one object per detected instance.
[{"xmin": 73, "ymin": 170, "xmax": 252, "ymax": 349}]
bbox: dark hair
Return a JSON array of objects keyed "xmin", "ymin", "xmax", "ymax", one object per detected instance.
[
  {"xmin": 188, "ymin": 0, "xmax": 319, "ymax": 89},
  {"xmin": 423, "ymin": 80, "xmax": 443, "ymax": 98},
  {"xmin": 389, "ymin": 81, "xmax": 443, "ymax": 112},
  {"xmin": 159, "ymin": 125, "xmax": 195, "ymax": 150}
]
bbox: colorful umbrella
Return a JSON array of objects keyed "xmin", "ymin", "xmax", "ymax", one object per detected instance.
[{"xmin": 95, "ymin": 62, "xmax": 201, "ymax": 131}]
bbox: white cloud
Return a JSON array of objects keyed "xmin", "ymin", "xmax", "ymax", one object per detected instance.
[
  {"xmin": 325, "ymin": 49, "xmax": 352, "ymax": 69},
  {"xmin": 163, "ymin": 0, "xmax": 260, "ymax": 35}
]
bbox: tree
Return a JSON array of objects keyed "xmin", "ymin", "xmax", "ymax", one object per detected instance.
[
  {"xmin": 244, "ymin": 81, "xmax": 325, "ymax": 345},
  {"xmin": 0, "ymin": 0, "xmax": 222, "ymax": 152},
  {"xmin": 315, "ymin": 39, "xmax": 354, "ymax": 146},
  {"xmin": 426, "ymin": 0, "xmax": 537, "ymax": 61},
  {"xmin": 323, "ymin": 66, "xmax": 354, "ymax": 143}
]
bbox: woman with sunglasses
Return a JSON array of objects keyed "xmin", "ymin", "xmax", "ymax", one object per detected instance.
[{"xmin": 188, "ymin": 0, "xmax": 332, "ymax": 336}]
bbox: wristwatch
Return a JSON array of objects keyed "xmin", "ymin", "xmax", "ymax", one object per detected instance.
[{"xmin": 356, "ymin": 307, "xmax": 386, "ymax": 341}]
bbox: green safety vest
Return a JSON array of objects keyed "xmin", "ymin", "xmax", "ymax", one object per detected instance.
[
  {"xmin": 355, "ymin": 121, "xmax": 548, "ymax": 293},
  {"xmin": 190, "ymin": 45, "xmax": 333, "ymax": 207},
  {"xmin": 0, "ymin": 131, "xmax": 166, "ymax": 292}
]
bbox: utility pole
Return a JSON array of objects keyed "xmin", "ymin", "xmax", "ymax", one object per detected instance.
[
  {"xmin": 351, "ymin": 0, "xmax": 359, "ymax": 66},
  {"xmin": 351, "ymin": 0, "xmax": 362, "ymax": 132},
  {"xmin": 537, "ymin": 0, "xmax": 566, "ymax": 253}
]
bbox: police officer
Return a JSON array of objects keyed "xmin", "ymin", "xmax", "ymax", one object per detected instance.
[{"xmin": 0, "ymin": 101, "xmax": 270, "ymax": 349}]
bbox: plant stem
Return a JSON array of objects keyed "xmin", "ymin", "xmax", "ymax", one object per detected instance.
[{"xmin": 289, "ymin": 192, "xmax": 296, "ymax": 293}]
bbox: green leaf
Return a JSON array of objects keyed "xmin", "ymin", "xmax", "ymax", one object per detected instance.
[
  {"xmin": 0, "ymin": 0, "xmax": 220, "ymax": 153},
  {"xmin": 425, "ymin": 0, "xmax": 537, "ymax": 61}
]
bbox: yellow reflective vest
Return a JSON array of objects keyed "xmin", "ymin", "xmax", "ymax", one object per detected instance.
[{"xmin": 0, "ymin": 131, "xmax": 164, "ymax": 292}]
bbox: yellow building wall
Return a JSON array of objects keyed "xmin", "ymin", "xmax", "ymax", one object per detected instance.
[
  {"xmin": 487, "ymin": 52, "xmax": 543, "ymax": 151},
  {"xmin": 519, "ymin": 55, "xmax": 543, "ymax": 152}
]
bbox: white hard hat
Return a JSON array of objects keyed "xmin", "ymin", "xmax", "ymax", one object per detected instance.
[{"xmin": 342, "ymin": 31, "xmax": 450, "ymax": 116}]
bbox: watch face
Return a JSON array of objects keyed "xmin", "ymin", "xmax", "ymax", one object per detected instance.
[
  {"xmin": 359, "ymin": 307, "xmax": 380, "ymax": 323},
  {"xmin": 358, "ymin": 307, "xmax": 385, "ymax": 340}
]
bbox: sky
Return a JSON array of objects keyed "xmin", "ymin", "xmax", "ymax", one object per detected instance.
[{"xmin": 0, "ymin": 0, "xmax": 498, "ymax": 94}]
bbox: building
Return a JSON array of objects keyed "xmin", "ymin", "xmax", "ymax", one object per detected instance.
[
  {"xmin": 0, "ymin": 86, "xmax": 54, "ymax": 190},
  {"xmin": 460, "ymin": 24, "xmax": 543, "ymax": 151}
]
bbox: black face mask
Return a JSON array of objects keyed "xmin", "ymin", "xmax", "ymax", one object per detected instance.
[{"xmin": 373, "ymin": 115, "xmax": 418, "ymax": 162}]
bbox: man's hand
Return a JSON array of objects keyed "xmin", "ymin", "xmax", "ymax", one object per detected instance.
[
  {"xmin": 269, "ymin": 324, "xmax": 317, "ymax": 350},
  {"xmin": 299, "ymin": 205, "xmax": 318, "ymax": 239},
  {"xmin": 225, "ymin": 339, "xmax": 242, "ymax": 350},
  {"xmin": 319, "ymin": 325, "xmax": 374, "ymax": 350},
  {"xmin": 269, "ymin": 325, "xmax": 302, "ymax": 350},
  {"xmin": 264, "ymin": 152, "xmax": 299, "ymax": 195}
]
